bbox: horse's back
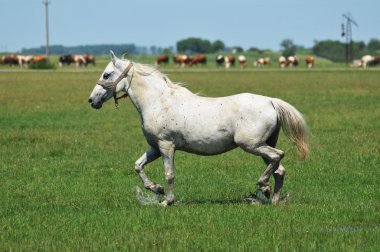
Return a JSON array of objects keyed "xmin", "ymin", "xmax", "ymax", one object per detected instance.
[{"xmin": 158, "ymin": 92, "xmax": 278, "ymax": 155}]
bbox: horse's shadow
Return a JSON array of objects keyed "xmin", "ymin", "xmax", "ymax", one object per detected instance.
[
  {"xmin": 177, "ymin": 197, "xmax": 256, "ymax": 206},
  {"xmin": 135, "ymin": 186, "xmax": 274, "ymax": 206}
]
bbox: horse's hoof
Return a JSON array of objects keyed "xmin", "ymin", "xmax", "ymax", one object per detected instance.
[
  {"xmin": 159, "ymin": 199, "xmax": 174, "ymax": 207},
  {"xmin": 155, "ymin": 185, "xmax": 165, "ymax": 195},
  {"xmin": 272, "ymin": 193, "xmax": 290, "ymax": 205}
]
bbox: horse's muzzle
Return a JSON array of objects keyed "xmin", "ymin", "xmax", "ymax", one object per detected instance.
[{"xmin": 88, "ymin": 98, "xmax": 102, "ymax": 109}]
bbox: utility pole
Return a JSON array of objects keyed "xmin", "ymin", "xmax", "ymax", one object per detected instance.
[
  {"xmin": 43, "ymin": 0, "xmax": 50, "ymax": 57},
  {"xmin": 341, "ymin": 12, "xmax": 358, "ymax": 66}
]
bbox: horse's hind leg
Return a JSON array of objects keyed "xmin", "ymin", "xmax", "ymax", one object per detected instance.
[
  {"xmin": 238, "ymin": 141, "xmax": 284, "ymax": 203},
  {"xmin": 135, "ymin": 147, "xmax": 164, "ymax": 195},
  {"xmin": 253, "ymin": 145, "xmax": 284, "ymax": 189},
  {"xmin": 263, "ymin": 128, "xmax": 286, "ymax": 204}
]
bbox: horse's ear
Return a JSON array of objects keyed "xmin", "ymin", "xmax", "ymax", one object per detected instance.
[{"xmin": 110, "ymin": 50, "xmax": 117, "ymax": 65}]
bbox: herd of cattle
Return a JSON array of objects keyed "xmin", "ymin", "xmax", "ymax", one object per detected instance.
[
  {"xmin": 2, "ymin": 53, "xmax": 379, "ymax": 69},
  {"xmin": 0, "ymin": 54, "xmax": 48, "ymax": 67},
  {"xmin": 0, "ymin": 54, "xmax": 96, "ymax": 67},
  {"xmin": 156, "ymin": 54, "xmax": 316, "ymax": 69}
]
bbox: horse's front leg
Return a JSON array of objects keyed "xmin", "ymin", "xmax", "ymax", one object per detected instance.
[
  {"xmin": 158, "ymin": 141, "xmax": 175, "ymax": 206},
  {"xmin": 135, "ymin": 147, "xmax": 164, "ymax": 195}
]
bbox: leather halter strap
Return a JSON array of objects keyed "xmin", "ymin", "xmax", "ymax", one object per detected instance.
[{"xmin": 96, "ymin": 63, "xmax": 133, "ymax": 108}]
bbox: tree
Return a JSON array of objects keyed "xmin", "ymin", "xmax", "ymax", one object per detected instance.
[
  {"xmin": 280, "ymin": 39, "xmax": 296, "ymax": 57},
  {"xmin": 312, "ymin": 40, "xmax": 369, "ymax": 62},
  {"xmin": 211, "ymin": 40, "xmax": 225, "ymax": 53},
  {"xmin": 367, "ymin": 38, "xmax": 380, "ymax": 51},
  {"xmin": 312, "ymin": 40, "xmax": 346, "ymax": 62},
  {"xmin": 248, "ymin": 47, "xmax": 263, "ymax": 54},
  {"xmin": 176, "ymin": 38, "xmax": 212, "ymax": 54},
  {"xmin": 232, "ymin": 46, "xmax": 244, "ymax": 52}
]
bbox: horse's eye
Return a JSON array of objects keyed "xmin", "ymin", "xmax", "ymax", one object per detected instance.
[{"xmin": 103, "ymin": 72, "xmax": 110, "ymax": 79}]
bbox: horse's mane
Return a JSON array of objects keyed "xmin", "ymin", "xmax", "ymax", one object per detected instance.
[{"xmin": 131, "ymin": 62, "xmax": 186, "ymax": 90}]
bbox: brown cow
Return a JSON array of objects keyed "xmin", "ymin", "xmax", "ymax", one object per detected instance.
[
  {"xmin": 254, "ymin": 57, "xmax": 271, "ymax": 67},
  {"xmin": 173, "ymin": 54, "xmax": 190, "ymax": 67},
  {"xmin": 0, "ymin": 54, "xmax": 19, "ymax": 66},
  {"xmin": 189, "ymin": 55, "xmax": 207, "ymax": 66},
  {"xmin": 31, "ymin": 55, "xmax": 47, "ymax": 63},
  {"xmin": 83, "ymin": 55, "xmax": 96, "ymax": 66},
  {"xmin": 305, "ymin": 56, "xmax": 315, "ymax": 68},
  {"xmin": 156, "ymin": 54, "xmax": 169, "ymax": 65},
  {"xmin": 224, "ymin": 56, "xmax": 235, "ymax": 69}
]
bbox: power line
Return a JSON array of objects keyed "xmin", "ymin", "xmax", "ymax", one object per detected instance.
[
  {"xmin": 341, "ymin": 12, "xmax": 358, "ymax": 65},
  {"xmin": 43, "ymin": 0, "xmax": 50, "ymax": 57}
]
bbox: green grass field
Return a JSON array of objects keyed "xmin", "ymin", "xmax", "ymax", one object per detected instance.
[{"xmin": 0, "ymin": 67, "xmax": 379, "ymax": 251}]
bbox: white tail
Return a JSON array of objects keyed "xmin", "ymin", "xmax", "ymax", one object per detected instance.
[{"xmin": 271, "ymin": 98, "xmax": 309, "ymax": 160}]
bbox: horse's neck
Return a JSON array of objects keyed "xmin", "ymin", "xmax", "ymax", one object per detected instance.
[{"xmin": 128, "ymin": 74, "xmax": 171, "ymax": 114}]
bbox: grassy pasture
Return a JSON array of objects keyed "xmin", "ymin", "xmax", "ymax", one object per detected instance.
[{"xmin": 0, "ymin": 68, "xmax": 379, "ymax": 251}]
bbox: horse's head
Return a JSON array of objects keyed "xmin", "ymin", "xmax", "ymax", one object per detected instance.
[{"xmin": 88, "ymin": 51, "xmax": 132, "ymax": 109}]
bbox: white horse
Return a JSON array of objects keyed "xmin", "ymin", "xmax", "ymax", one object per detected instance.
[{"xmin": 88, "ymin": 51, "xmax": 309, "ymax": 206}]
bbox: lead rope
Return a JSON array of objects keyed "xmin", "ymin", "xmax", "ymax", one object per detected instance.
[{"xmin": 113, "ymin": 64, "xmax": 134, "ymax": 109}]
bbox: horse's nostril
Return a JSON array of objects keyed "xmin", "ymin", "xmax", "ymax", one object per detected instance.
[{"xmin": 88, "ymin": 98, "xmax": 92, "ymax": 103}]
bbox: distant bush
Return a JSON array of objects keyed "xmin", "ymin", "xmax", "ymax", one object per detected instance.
[
  {"xmin": 28, "ymin": 60, "xmax": 56, "ymax": 70},
  {"xmin": 176, "ymin": 38, "xmax": 226, "ymax": 54}
]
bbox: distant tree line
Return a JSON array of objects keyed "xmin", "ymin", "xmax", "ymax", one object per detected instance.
[
  {"xmin": 21, "ymin": 44, "xmax": 173, "ymax": 55},
  {"xmin": 277, "ymin": 38, "xmax": 380, "ymax": 62},
  {"xmin": 312, "ymin": 38, "xmax": 380, "ymax": 62}
]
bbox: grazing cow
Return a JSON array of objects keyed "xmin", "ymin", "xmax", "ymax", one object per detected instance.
[
  {"xmin": 0, "ymin": 54, "xmax": 19, "ymax": 66},
  {"xmin": 83, "ymin": 55, "xmax": 96, "ymax": 66},
  {"xmin": 368, "ymin": 56, "xmax": 380, "ymax": 67},
  {"xmin": 173, "ymin": 54, "xmax": 190, "ymax": 67},
  {"xmin": 254, "ymin": 57, "xmax": 271, "ymax": 67},
  {"xmin": 286, "ymin": 56, "xmax": 299, "ymax": 67},
  {"xmin": 361, "ymin": 55, "xmax": 375, "ymax": 68},
  {"xmin": 17, "ymin": 55, "xmax": 33, "ymax": 67},
  {"xmin": 279, "ymin": 56, "xmax": 287, "ymax": 68},
  {"xmin": 72, "ymin": 55, "xmax": 86, "ymax": 67},
  {"xmin": 31, "ymin": 55, "xmax": 47, "ymax": 63},
  {"xmin": 156, "ymin": 54, "xmax": 169, "ymax": 65},
  {"xmin": 238, "ymin": 55, "xmax": 247, "ymax": 68},
  {"xmin": 189, "ymin": 55, "xmax": 207, "ymax": 66},
  {"xmin": 216, "ymin": 55, "xmax": 225, "ymax": 67},
  {"xmin": 59, "ymin": 54, "xmax": 74, "ymax": 67},
  {"xmin": 224, "ymin": 55, "xmax": 235, "ymax": 69},
  {"xmin": 305, "ymin": 56, "xmax": 315, "ymax": 68}
]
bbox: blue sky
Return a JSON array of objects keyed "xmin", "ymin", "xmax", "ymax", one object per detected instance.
[{"xmin": 1, "ymin": 0, "xmax": 379, "ymax": 52}]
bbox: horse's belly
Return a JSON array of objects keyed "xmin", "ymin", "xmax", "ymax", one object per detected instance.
[{"xmin": 178, "ymin": 132, "xmax": 237, "ymax": 155}]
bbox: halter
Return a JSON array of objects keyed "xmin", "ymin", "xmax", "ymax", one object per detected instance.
[{"xmin": 96, "ymin": 63, "xmax": 133, "ymax": 108}]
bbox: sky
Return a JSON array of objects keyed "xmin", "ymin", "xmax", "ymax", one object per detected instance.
[{"xmin": 0, "ymin": 0, "xmax": 379, "ymax": 52}]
